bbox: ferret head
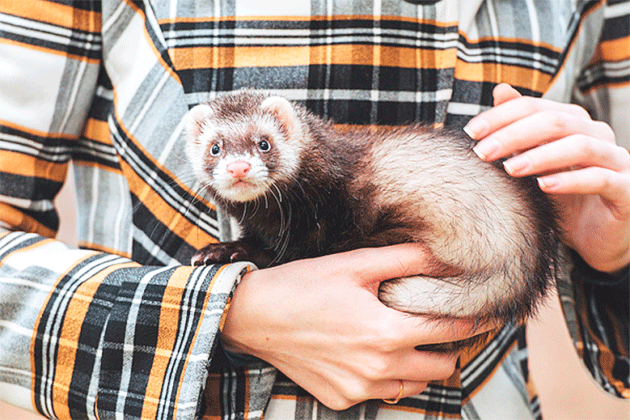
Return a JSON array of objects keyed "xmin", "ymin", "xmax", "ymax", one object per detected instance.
[{"xmin": 185, "ymin": 90, "xmax": 305, "ymax": 203}]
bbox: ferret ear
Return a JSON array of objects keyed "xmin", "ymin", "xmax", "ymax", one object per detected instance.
[
  {"xmin": 185, "ymin": 103, "xmax": 214, "ymax": 141},
  {"xmin": 260, "ymin": 96, "xmax": 301, "ymax": 137}
]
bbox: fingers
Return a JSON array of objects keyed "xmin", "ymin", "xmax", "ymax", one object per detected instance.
[
  {"xmin": 463, "ymin": 85, "xmax": 628, "ymax": 206},
  {"xmin": 340, "ymin": 245, "xmax": 497, "ymax": 342},
  {"xmin": 503, "ymin": 135, "xmax": 630, "ymax": 178},
  {"xmin": 349, "ymin": 338, "xmax": 460, "ymax": 382},
  {"xmin": 324, "ymin": 379, "xmax": 429, "ymax": 411},
  {"xmin": 338, "ymin": 247, "xmax": 499, "ymax": 348},
  {"xmin": 296, "ymin": 341, "xmax": 458, "ymax": 411},
  {"xmin": 465, "ymin": 95, "xmax": 596, "ymax": 145},
  {"xmin": 492, "ymin": 83, "xmax": 521, "ymax": 106},
  {"xmin": 287, "ymin": 325, "xmax": 462, "ymax": 411},
  {"xmin": 470, "ymin": 108, "xmax": 615, "ymax": 161},
  {"xmin": 378, "ymin": 380, "xmax": 427, "ymax": 404},
  {"xmin": 342, "ymin": 243, "xmax": 435, "ymax": 286},
  {"xmin": 538, "ymin": 167, "xmax": 630, "ymax": 211},
  {"xmin": 380, "ymin": 380, "xmax": 428, "ymax": 405},
  {"xmin": 385, "ymin": 346, "xmax": 461, "ymax": 381},
  {"xmin": 393, "ymin": 315, "xmax": 494, "ymax": 350},
  {"xmin": 324, "ymin": 349, "xmax": 459, "ymax": 410},
  {"xmin": 229, "ymin": 246, "xmax": 495, "ymax": 411}
]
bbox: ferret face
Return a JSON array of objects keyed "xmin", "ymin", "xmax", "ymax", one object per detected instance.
[{"xmin": 185, "ymin": 93, "xmax": 304, "ymax": 203}]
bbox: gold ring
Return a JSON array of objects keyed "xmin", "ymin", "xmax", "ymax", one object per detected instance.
[{"xmin": 382, "ymin": 380, "xmax": 404, "ymax": 404}]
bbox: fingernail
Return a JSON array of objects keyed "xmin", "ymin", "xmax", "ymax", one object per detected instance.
[
  {"xmin": 472, "ymin": 139, "xmax": 500, "ymax": 160},
  {"xmin": 463, "ymin": 118, "xmax": 490, "ymax": 139},
  {"xmin": 503, "ymin": 155, "xmax": 530, "ymax": 175},
  {"xmin": 537, "ymin": 176, "xmax": 560, "ymax": 190}
]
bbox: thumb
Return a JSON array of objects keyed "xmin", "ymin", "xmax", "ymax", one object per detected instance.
[
  {"xmin": 344, "ymin": 244, "xmax": 434, "ymax": 292},
  {"xmin": 493, "ymin": 83, "xmax": 522, "ymax": 106}
]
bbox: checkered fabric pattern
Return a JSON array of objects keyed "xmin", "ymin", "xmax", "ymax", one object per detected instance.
[
  {"xmin": 0, "ymin": 231, "xmax": 253, "ymax": 419},
  {"xmin": 0, "ymin": 0, "xmax": 628, "ymax": 419}
]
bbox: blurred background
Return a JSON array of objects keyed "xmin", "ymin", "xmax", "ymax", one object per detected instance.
[{"xmin": 1, "ymin": 166, "xmax": 629, "ymax": 419}]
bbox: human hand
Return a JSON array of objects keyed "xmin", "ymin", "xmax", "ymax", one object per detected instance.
[
  {"xmin": 221, "ymin": 244, "xmax": 493, "ymax": 410},
  {"xmin": 465, "ymin": 84, "xmax": 630, "ymax": 273}
]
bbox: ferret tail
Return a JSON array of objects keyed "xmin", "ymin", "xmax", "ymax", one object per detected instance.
[{"xmin": 377, "ymin": 265, "xmax": 554, "ymax": 324}]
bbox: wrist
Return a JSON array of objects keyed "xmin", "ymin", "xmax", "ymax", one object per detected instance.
[{"xmin": 220, "ymin": 269, "xmax": 265, "ymax": 357}]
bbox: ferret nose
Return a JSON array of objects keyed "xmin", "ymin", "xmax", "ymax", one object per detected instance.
[{"xmin": 227, "ymin": 161, "xmax": 251, "ymax": 178}]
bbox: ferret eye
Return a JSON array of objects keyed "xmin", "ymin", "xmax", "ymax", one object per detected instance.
[
  {"xmin": 210, "ymin": 144, "xmax": 221, "ymax": 156},
  {"xmin": 258, "ymin": 140, "xmax": 271, "ymax": 152}
]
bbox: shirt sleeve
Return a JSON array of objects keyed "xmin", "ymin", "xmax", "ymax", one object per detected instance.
[
  {"xmin": 567, "ymin": 0, "xmax": 630, "ymax": 399},
  {"xmin": 0, "ymin": 1, "xmax": 100, "ymax": 236},
  {"xmin": 0, "ymin": 3, "xmax": 261, "ymax": 419},
  {"xmin": 0, "ymin": 231, "xmax": 255, "ymax": 419},
  {"xmin": 572, "ymin": 0, "xmax": 630, "ymax": 150}
]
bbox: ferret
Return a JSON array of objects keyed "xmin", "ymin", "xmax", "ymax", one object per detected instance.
[{"xmin": 185, "ymin": 89, "xmax": 559, "ymax": 325}]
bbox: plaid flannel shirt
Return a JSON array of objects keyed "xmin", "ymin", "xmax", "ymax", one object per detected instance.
[{"xmin": 0, "ymin": 0, "xmax": 628, "ymax": 419}]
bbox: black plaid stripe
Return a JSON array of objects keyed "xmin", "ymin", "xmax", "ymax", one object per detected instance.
[
  {"xmin": 30, "ymin": 250, "xmax": 234, "ymax": 419},
  {"xmin": 0, "ymin": 232, "xmax": 49, "ymax": 269},
  {"xmin": 166, "ymin": 15, "xmax": 461, "ymax": 125},
  {"xmin": 0, "ymin": 123, "xmax": 73, "ymax": 231},
  {"xmin": 577, "ymin": 11, "xmax": 630, "ymax": 94},
  {"xmin": 263, "ymin": 326, "xmax": 525, "ymax": 419},
  {"xmin": 0, "ymin": 124, "xmax": 73, "ymax": 163},
  {"xmin": 460, "ymin": 325, "xmax": 522, "ymax": 399},
  {"xmin": 33, "ymin": 252, "xmax": 126, "ymax": 418},
  {"xmin": 572, "ymin": 268, "xmax": 630, "ymax": 398},
  {"xmin": 96, "ymin": 265, "xmax": 218, "ymax": 419},
  {"xmin": 0, "ymin": 1, "xmax": 101, "ymax": 61},
  {"xmin": 108, "ymin": 116, "xmax": 219, "ymax": 265},
  {"xmin": 73, "ymin": 67, "xmax": 121, "ymax": 171},
  {"xmin": 159, "ymin": 2, "xmax": 594, "ymax": 128}
]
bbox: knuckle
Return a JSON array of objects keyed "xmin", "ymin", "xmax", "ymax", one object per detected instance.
[
  {"xmin": 430, "ymin": 354, "xmax": 460, "ymax": 379},
  {"xmin": 594, "ymin": 121, "xmax": 616, "ymax": 143},
  {"xmin": 369, "ymin": 319, "xmax": 404, "ymax": 353},
  {"xmin": 568, "ymin": 103, "xmax": 591, "ymax": 119},
  {"xmin": 574, "ymin": 135, "xmax": 595, "ymax": 158},
  {"xmin": 616, "ymin": 146, "xmax": 630, "ymax": 168},
  {"xmin": 542, "ymin": 109, "xmax": 567, "ymax": 132},
  {"xmin": 520, "ymin": 96, "xmax": 540, "ymax": 114},
  {"xmin": 341, "ymin": 379, "xmax": 371, "ymax": 404},
  {"xmin": 360, "ymin": 357, "xmax": 391, "ymax": 381},
  {"xmin": 323, "ymin": 396, "xmax": 354, "ymax": 411},
  {"xmin": 597, "ymin": 169, "xmax": 613, "ymax": 191},
  {"xmin": 319, "ymin": 379, "xmax": 365, "ymax": 410}
]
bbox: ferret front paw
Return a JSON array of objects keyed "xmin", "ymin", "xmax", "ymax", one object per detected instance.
[{"xmin": 191, "ymin": 242, "xmax": 252, "ymax": 266}]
